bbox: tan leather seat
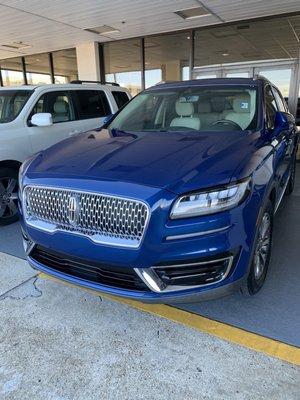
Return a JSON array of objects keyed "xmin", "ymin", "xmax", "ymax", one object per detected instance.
[
  {"xmin": 197, "ymin": 102, "xmax": 219, "ymax": 128},
  {"xmin": 223, "ymin": 94, "xmax": 251, "ymax": 130},
  {"xmin": 52, "ymin": 100, "xmax": 70, "ymax": 123},
  {"xmin": 170, "ymin": 100, "xmax": 201, "ymax": 130}
]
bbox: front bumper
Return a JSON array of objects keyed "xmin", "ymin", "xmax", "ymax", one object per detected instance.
[{"xmin": 20, "ymin": 177, "xmax": 261, "ymax": 303}]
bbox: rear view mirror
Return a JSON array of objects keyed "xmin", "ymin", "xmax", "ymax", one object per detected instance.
[
  {"xmin": 274, "ymin": 111, "xmax": 294, "ymax": 130},
  {"xmin": 31, "ymin": 113, "xmax": 53, "ymax": 127}
]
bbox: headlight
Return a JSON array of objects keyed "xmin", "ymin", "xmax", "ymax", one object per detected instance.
[{"xmin": 170, "ymin": 178, "xmax": 251, "ymax": 219}]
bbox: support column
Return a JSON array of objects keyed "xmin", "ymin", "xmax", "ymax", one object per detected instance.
[{"xmin": 76, "ymin": 42, "xmax": 101, "ymax": 81}]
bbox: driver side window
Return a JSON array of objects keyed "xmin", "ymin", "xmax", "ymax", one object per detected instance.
[
  {"xmin": 265, "ymin": 85, "xmax": 278, "ymax": 129},
  {"xmin": 29, "ymin": 91, "xmax": 75, "ymax": 124}
]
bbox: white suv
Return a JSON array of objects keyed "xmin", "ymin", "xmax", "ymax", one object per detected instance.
[{"xmin": 0, "ymin": 81, "xmax": 131, "ymax": 225}]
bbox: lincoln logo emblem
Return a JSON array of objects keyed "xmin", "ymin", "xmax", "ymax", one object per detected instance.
[{"xmin": 68, "ymin": 196, "xmax": 79, "ymax": 225}]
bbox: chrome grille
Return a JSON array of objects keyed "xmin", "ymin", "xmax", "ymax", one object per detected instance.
[{"xmin": 24, "ymin": 186, "xmax": 149, "ymax": 247}]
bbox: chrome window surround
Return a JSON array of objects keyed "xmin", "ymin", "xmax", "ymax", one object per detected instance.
[
  {"xmin": 134, "ymin": 256, "xmax": 234, "ymax": 293},
  {"xmin": 23, "ymin": 185, "xmax": 150, "ymax": 248}
]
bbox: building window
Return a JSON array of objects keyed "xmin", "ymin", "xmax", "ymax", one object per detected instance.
[
  {"xmin": 0, "ymin": 58, "xmax": 24, "ymax": 86},
  {"xmin": 52, "ymin": 49, "xmax": 78, "ymax": 83},
  {"xmin": 144, "ymin": 32, "xmax": 190, "ymax": 88},
  {"xmin": 104, "ymin": 39, "xmax": 142, "ymax": 96},
  {"xmin": 25, "ymin": 53, "xmax": 51, "ymax": 85}
]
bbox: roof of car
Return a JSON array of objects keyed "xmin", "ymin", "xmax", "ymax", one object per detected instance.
[
  {"xmin": 150, "ymin": 77, "xmax": 267, "ymax": 90},
  {"xmin": 0, "ymin": 83, "xmax": 129, "ymax": 91}
]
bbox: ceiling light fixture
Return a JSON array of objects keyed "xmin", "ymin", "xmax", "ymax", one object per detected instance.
[
  {"xmin": 84, "ymin": 25, "xmax": 119, "ymax": 35},
  {"xmin": 174, "ymin": 6, "xmax": 211, "ymax": 20}
]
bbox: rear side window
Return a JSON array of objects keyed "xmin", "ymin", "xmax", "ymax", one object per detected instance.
[
  {"xmin": 75, "ymin": 90, "xmax": 111, "ymax": 119},
  {"xmin": 112, "ymin": 91, "xmax": 130, "ymax": 109},
  {"xmin": 30, "ymin": 91, "xmax": 75, "ymax": 124},
  {"xmin": 0, "ymin": 90, "xmax": 32, "ymax": 123}
]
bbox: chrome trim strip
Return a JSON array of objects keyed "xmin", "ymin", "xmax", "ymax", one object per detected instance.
[
  {"xmin": 274, "ymin": 173, "xmax": 291, "ymax": 213},
  {"xmin": 22, "ymin": 184, "xmax": 150, "ymax": 249},
  {"xmin": 134, "ymin": 256, "xmax": 234, "ymax": 293},
  {"xmin": 165, "ymin": 225, "xmax": 231, "ymax": 241}
]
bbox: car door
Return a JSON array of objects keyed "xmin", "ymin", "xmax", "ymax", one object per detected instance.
[
  {"xmin": 272, "ymin": 86, "xmax": 297, "ymax": 167},
  {"xmin": 71, "ymin": 89, "xmax": 113, "ymax": 132},
  {"xmin": 26, "ymin": 90, "xmax": 80, "ymax": 153},
  {"xmin": 265, "ymin": 85, "xmax": 292, "ymax": 200}
]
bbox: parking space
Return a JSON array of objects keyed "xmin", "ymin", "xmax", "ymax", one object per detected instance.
[{"xmin": 0, "ymin": 252, "xmax": 299, "ymax": 399}]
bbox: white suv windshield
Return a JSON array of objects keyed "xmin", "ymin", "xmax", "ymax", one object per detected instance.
[
  {"xmin": 0, "ymin": 90, "xmax": 33, "ymax": 123},
  {"xmin": 108, "ymin": 86, "xmax": 258, "ymax": 132}
]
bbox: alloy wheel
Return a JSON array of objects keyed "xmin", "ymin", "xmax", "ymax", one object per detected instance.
[
  {"xmin": 253, "ymin": 212, "xmax": 271, "ymax": 280},
  {"xmin": 0, "ymin": 177, "xmax": 18, "ymax": 220}
]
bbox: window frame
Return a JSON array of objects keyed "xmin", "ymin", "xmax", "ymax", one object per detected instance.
[
  {"xmin": 264, "ymin": 84, "xmax": 278, "ymax": 130},
  {"xmin": 27, "ymin": 89, "xmax": 76, "ymax": 126}
]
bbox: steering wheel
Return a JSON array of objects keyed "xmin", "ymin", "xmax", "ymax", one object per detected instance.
[{"xmin": 211, "ymin": 119, "xmax": 242, "ymax": 130}]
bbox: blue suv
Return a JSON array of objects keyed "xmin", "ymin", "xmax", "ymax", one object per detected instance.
[{"xmin": 19, "ymin": 78, "xmax": 298, "ymax": 303}]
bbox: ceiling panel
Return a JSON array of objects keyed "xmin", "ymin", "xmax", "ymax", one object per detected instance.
[{"xmin": 0, "ymin": 0, "xmax": 299, "ymax": 60}]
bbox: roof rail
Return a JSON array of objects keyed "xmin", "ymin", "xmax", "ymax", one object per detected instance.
[{"xmin": 70, "ymin": 80, "xmax": 120, "ymax": 86}]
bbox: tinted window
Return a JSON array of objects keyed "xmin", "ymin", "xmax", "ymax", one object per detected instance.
[
  {"xmin": 265, "ymin": 86, "xmax": 278, "ymax": 129},
  {"xmin": 272, "ymin": 87, "xmax": 286, "ymax": 112},
  {"xmin": 30, "ymin": 91, "xmax": 75, "ymax": 124},
  {"xmin": 112, "ymin": 91, "xmax": 130, "ymax": 108},
  {"xmin": 75, "ymin": 90, "xmax": 111, "ymax": 119},
  {"xmin": 0, "ymin": 90, "xmax": 32, "ymax": 123}
]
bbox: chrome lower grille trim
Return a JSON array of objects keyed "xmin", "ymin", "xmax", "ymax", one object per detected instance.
[
  {"xmin": 134, "ymin": 256, "xmax": 234, "ymax": 293},
  {"xmin": 23, "ymin": 186, "xmax": 149, "ymax": 248}
]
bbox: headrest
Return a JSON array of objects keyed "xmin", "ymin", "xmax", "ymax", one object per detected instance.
[
  {"xmin": 175, "ymin": 100, "xmax": 194, "ymax": 117},
  {"xmin": 233, "ymin": 95, "xmax": 251, "ymax": 113},
  {"xmin": 54, "ymin": 100, "xmax": 69, "ymax": 114},
  {"xmin": 211, "ymin": 97, "xmax": 226, "ymax": 113},
  {"xmin": 198, "ymin": 102, "xmax": 212, "ymax": 113}
]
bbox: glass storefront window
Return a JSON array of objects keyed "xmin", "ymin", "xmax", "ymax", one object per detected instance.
[
  {"xmin": 25, "ymin": 53, "xmax": 51, "ymax": 85},
  {"xmin": 145, "ymin": 32, "xmax": 190, "ymax": 88},
  {"xmin": 0, "ymin": 58, "xmax": 24, "ymax": 86},
  {"xmin": 255, "ymin": 69, "xmax": 292, "ymax": 97},
  {"xmin": 52, "ymin": 49, "xmax": 78, "ymax": 83},
  {"xmin": 104, "ymin": 39, "xmax": 142, "ymax": 96}
]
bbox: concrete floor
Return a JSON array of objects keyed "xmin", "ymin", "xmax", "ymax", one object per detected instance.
[{"xmin": 0, "ymin": 252, "xmax": 299, "ymax": 399}]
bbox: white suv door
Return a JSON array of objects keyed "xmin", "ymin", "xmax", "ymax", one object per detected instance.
[
  {"xmin": 25, "ymin": 90, "xmax": 82, "ymax": 153},
  {"xmin": 70, "ymin": 88, "xmax": 113, "ymax": 132},
  {"xmin": 26, "ymin": 88, "xmax": 114, "ymax": 152}
]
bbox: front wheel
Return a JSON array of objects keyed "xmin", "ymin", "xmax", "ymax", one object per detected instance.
[
  {"xmin": 0, "ymin": 167, "xmax": 19, "ymax": 226},
  {"xmin": 241, "ymin": 200, "xmax": 273, "ymax": 296}
]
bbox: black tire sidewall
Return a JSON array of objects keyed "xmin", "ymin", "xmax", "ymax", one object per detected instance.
[
  {"xmin": 0, "ymin": 167, "xmax": 19, "ymax": 226},
  {"xmin": 246, "ymin": 200, "xmax": 273, "ymax": 295}
]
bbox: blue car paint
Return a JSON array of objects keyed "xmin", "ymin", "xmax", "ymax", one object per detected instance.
[{"xmin": 19, "ymin": 78, "xmax": 298, "ymax": 302}]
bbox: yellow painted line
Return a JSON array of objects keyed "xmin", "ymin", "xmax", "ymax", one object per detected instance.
[{"xmin": 39, "ymin": 272, "xmax": 300, "ymax": 366}]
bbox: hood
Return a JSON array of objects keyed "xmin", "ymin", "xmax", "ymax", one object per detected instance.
[{"xmin": 29, "ymin": 128, "xmax": 261, "ymax": 195}]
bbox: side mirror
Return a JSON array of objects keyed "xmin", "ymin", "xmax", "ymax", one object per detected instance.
[
  {"xmin": 31, "ymin": 113, "xmax": 53, "ymax": 127},
  {"xmin": 274, "ymin": 111, "xmax": 294, "ymax": 130}
]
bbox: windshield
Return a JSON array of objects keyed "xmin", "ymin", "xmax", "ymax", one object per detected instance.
[
  {"xmin": 108, "ymin": 86, "xmax": 258, "ymax": 133},
  {"xmin": 0, "ymin": 90, "xmax": 33, "ymax": 123}
]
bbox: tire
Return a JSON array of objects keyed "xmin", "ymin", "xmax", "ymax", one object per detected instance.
[
  {"xmin": 285, "ymin": 157, "xmax": 297, "ymax": 196},
  {"xmin": 0, "ymin": 167, "xmax": 19, "ymax": 226},
  {"xmin": 241, "ymin": 200, "xmax": 273, "ymax": 296}
]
